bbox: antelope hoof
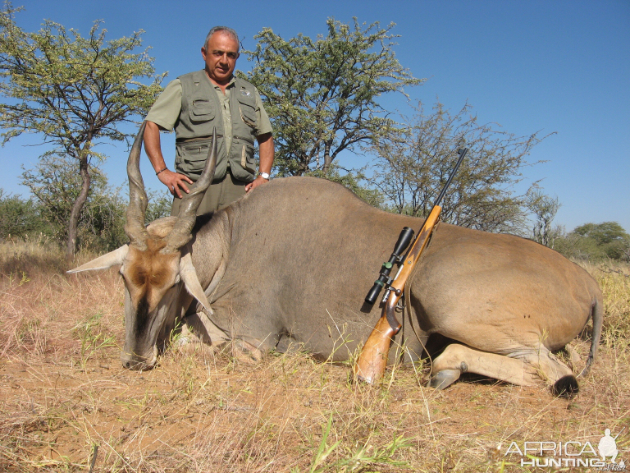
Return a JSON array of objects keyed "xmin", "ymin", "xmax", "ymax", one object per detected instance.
[{"xmin": 429, "ymin": 369, "xmax": 461, "ymax": 390}]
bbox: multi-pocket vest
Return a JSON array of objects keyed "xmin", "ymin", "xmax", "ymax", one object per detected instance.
[{"xmin": 175, "ymin": 70, "xmax": 259, "ymax": 183}]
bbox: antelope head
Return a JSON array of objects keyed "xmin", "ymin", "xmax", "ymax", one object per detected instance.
[{"xmin": 69, "ymin": 122, "xmax": 217, "ymax": 370}]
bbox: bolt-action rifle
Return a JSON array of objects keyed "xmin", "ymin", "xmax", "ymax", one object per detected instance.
[{"xmin": 354, "ymin": 147, "xmax": 469, "ymax": 384}]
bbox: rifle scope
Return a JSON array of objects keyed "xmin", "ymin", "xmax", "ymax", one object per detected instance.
[{"xmin": 365, "ymin": 226, "xmax": 415, "ymax": 305}]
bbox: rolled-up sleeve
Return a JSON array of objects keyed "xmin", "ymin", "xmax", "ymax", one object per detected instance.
[
  {"xmin": 254, "ymin": 87, "xmax": 273, "ymax": 137},
  {"xmin": 145, "ymin": 79, "xmax": 183, "ymax": 131}
]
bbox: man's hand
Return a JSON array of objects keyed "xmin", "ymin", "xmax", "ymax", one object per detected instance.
[
  {"xmin": 249, "ymin": 133, "xmax": 274, "ymax": 193},
  {"xmin": 157, "ymin": 169, "xmax": 194, "ymax": 198},
  {"xmin": 245, "ymin": 175, "xmax": 269, "ymax": 192},
  {"xmin": 144, "ymin": 121, "xmax": 193, "ymax": 198}
]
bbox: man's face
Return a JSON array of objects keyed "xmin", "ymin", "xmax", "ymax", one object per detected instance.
[{"xmin": 201, "ymin": 32, "xmax": 239, "ymax": 85}]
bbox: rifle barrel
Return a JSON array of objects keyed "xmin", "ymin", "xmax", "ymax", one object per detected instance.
[{"xmin": 433, "ymin": 148, "xmax": 468, "ymax": 208}]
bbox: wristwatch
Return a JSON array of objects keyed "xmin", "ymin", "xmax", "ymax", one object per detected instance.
[{"xmin": 259, "ymin": 172, "xmax": 270, "ymax": 180}]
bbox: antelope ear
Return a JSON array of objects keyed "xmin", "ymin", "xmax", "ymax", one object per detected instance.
[
  {"xmin": 67, "ymin": 245, "xmax": 129, "ymax": 273},
  {"xmin": 179, "ymin": 252, "xmax": 212, "ymax": 313}
]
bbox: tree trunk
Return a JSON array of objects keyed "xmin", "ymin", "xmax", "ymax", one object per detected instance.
[
  {"xmin": 66, "ymin": 157, "xmax": 90, "ymax": 258},
  {"xmin": 322, "ymin": 141, "xmax": 333, "ymax": 174}
]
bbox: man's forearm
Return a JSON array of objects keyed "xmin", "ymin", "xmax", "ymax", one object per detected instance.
[
  {"xmin": 143, "ymin": 120, "xmax": 192, "ymax": 197},
  {"xmin": 245, "ymin": 133, "xmax": 275, "ymax": 192},
  {"xmin": 144, "ymin": 121, "xmax": 168, "ymax": 172},
  {"xmin": 257, "ymin": 133, "xmax": 274, "ymax": 174}
]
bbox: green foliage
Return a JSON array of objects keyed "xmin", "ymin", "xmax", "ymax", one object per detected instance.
[
  {"xmin": 555, "ymin": 222, "xmax": 630, "ymax": 261},
  {"xmin": 574, "ymin": 221, "xmax": 628, "ymax": 246},
  {"xmin": 21, "ymin": 154, "xmax": 123, "ymax": 250},
  {"xmin": 372, "ymin": 101, "xmax": 551, "ymax": 233},
  {"xmin": 0, "ymin": 3, "xmax": 165, "ymax": 255},
  {"xmin": 0, "ymin": 189, "xmax": 46, "ymax": 237},
  {"xmin": 0, "ymin": 4, "xmax": 164, "ymax": 148},
  {"xmin": 145, "ymin": 190, "xmax": 173, "ymax": 223},
  {"xmin": 13, "ymin": 154, "xmax": 171, "ymax": 252},
  {"xmin": 243, "ymin": 18, "xmax": 421, "ymax": 177}
]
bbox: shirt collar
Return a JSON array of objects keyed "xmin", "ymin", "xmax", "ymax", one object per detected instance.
[{"xmin": 211, "ymin": 75, "xmax": 236, "ymax": 90}]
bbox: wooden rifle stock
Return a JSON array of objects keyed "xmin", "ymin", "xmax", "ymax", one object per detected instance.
[{"xmin": 354, "ymin": 206, "xmax": 442, "ymax": 383}]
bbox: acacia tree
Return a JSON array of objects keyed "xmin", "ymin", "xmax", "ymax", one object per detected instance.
[
  {"xmin": 553, "ymin": 222, "xmax": 630, "ymax": 261},
  {"xmin": 243, "ymin": 18, "xmax": 421, "ymax": 176},
  {"xmin": 21, "ymin": 153, "xmax": 124, "ymax": 249},
  {"xmin": 0, "ymin": 4, "xmax": 164, "ymax": 256},
  {"xmin": 573, "ymin": 222, "xmax": 630, "ymax": 260},
  {"xmin": 526, "ymin": 188, "xmax": 561, "ymax": 247},
  {"xmin": 372, "ymin": 101, "xmax": 551, "ymax": 233}
]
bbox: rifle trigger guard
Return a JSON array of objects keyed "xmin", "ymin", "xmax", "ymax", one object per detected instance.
[
  {"xmin": 395, "ymin": 296, "xmax": 405, "ymax": 313},
  {"xmin": 384, "ymin": 295, "xmax": 403, "ymax": 334}
]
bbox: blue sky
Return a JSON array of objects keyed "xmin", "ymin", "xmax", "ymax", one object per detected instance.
[{"xmin": 1, "ymin": 0, "xmax": 628, "ymax": 232}]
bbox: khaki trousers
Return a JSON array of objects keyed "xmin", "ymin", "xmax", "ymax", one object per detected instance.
[{"xmin": 171, "ymin": 171, "xmax": 247, "ymax": 217}]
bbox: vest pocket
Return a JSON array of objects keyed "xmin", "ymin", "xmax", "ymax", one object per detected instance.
[
  {"xmin": 240, "ymin": 143, "xmax": 256, "ymax": 173},
  {"xmin": 190, "ymin": 99, "xmax": 215, "ymax": 122},
  {"xmin": 238, "ymin": 98, "xmax": 257, "ymax": 128},
  {"xmin": 176, "ymin": 138, "xmax": 214, "ymax": 176},
  {"xmin": 229, "ymin": 139, "xmax": 256, "ymax": 183}
]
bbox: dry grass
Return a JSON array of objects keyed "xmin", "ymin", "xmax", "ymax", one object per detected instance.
[
  {"xmin": 0, "ymin": 242, "xmax": 628, "ymax": 472},
  {"xmin": 0, "ymin": 235, "xmax": 67, "ymax": 276},
  {"xmin": 581, "ymin": 260, "xmax": 630, "ymax": 348}
]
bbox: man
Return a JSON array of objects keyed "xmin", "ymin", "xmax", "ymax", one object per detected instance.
[{"xmin": 144, "ymin": 26, "xmax": 274, "ymax": 215}]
